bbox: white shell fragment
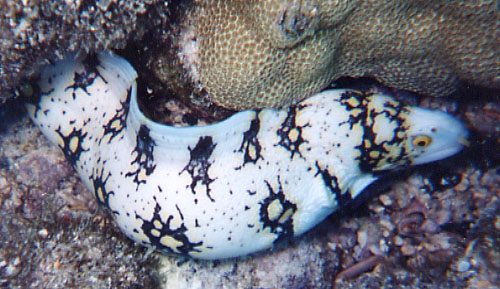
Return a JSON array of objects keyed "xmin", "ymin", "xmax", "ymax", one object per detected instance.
[{"xmin": 26, "ymin": 52, "xmax": 468, "ymax": 259}]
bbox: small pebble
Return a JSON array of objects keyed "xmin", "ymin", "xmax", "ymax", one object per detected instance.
[
  {"xmin": 371, "ymin": 205, "xmax": 385, "ymax": 214},
  {"xmin": 357, "ymin": 231, "xmax": 368, "ymax": 248},
  {"xmin": 433, "ymin": 233, "xmax": 452, "ymax": 250},
  {"xmin": 5, "ymin": 257, "xmax": 21, "ymax": 277},
  {"xmin": 394, "ymin": 235, "xmax": 404, "ymax": 246},
  {"xmin": 369, "ymin": 244, "xmax": 382, "ymax": 256},
  {"xmin": 379, "ymin": 239, "xmax": 389, "ymax": 254},
  {"xmin": 327, "ymin": 242, "xmax": 337, "ymax": 251},
  {"xmin": 420, "ymin": 219, "xmax": 439, "ymax": 234},
  {"xmin": 379, "ymin": 194, "xmax": 393, "ymax": 206},
  {"xmin": 379, "ymin": 217, "xmax": 395, "ymax": 231},
  {"xmin": 423, "ymin": 241, "xmax": 439, "ymax": 252},
  {"xmin": 38, "ymin": 228, "xmax": 49, "ymax": 238},
  {"xmin": 457, "ymin": 260, "xmax": 471, "ymax": 272},
  {"xmin": 401, "ymin": 243, "xmax": 416, "ymax": 256}
]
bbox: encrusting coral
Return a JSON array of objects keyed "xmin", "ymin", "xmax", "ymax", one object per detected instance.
[
  {"xmin": 190, "ymin": 0, "xmax": 500, "ymax": 110},
  {"xmin": 0, "ymin": 0, "xmax": 164, "ymax": 100}
]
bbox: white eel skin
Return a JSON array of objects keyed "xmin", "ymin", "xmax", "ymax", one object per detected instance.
[{"xmin": 26, "ymin": 52, "xmax": 468, "ymax": 260}]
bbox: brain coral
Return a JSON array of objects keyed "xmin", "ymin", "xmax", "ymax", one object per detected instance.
[{"xmin": 193, "ymin": 0, "xmax": 500, "ymax": 110}]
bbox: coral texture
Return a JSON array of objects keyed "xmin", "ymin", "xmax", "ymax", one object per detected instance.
[
  {"xmin": 0, "ymin": 0, "xmax": 164, "ymax": 100},
  {"xmin": 193, "ymin": 0, "xmax": 500, "ymax": 110}
]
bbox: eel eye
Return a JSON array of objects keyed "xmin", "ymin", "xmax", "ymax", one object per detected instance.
[{"xmin": 412, "ymin": 135, "xmax": 432, "ymax": 148}]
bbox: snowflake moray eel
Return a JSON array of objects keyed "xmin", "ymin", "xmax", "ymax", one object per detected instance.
[{"xmin": 26, "ymin": 52, "xmax": 468, "ymax": 260}]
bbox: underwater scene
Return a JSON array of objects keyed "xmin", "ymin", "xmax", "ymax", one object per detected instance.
[{"xmin": 0, "ymin": 1, "xmax": 499, "ymax": 288}]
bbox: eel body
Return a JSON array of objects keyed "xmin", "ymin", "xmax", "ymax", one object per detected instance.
[{"xmin": 26, "ymin": 52, "xmax": 467, "ymax": 259}]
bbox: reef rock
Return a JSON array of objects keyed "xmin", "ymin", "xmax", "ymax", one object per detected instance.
[{"xmin": 0, "ymin": 0, "xmax": 164, "ymax": 100}]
